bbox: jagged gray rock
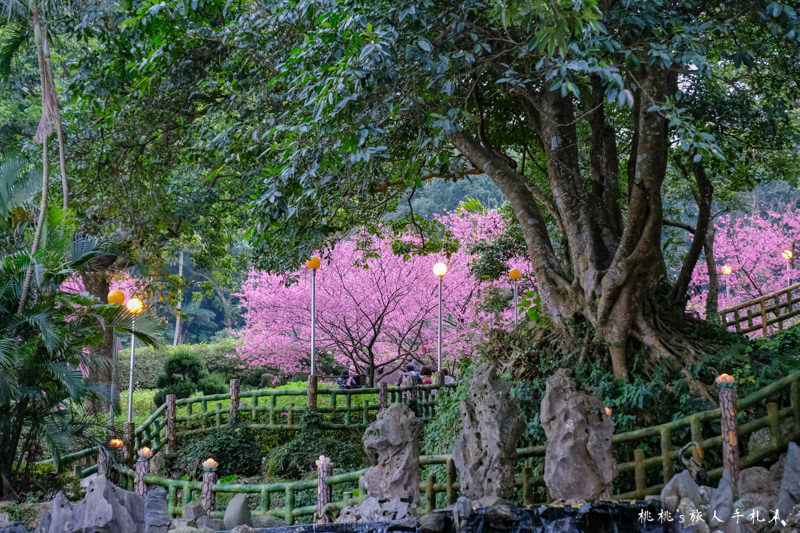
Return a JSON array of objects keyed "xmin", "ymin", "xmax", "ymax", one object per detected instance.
[
  {"xmin": 361, "ymin": 403, "xmax": 422, "ymax": 504},
  {"xmin": 194, "ymin": 516, "xmax": 224, "ymax": 530},
  {"xmin": 777, "ymin": 442, "xmax": 800, "ymax": 517},
  {"xmin": 46, "ymin": 475, "xmax": 144, "ymax": 533},
  {"xmin": 541, "ymin": 368, "xmax": 616, "ymax": 503},
  {"xmin": 223, "ymin": 493, "xmax": 252, "ymax": 529},
  {"xmin": 0, "ymin": 524, "xmax": 29, "ymax": 533},
  {"xmin": 182, "ymin": 501, "xmax": 206, "ymax": 523},
  {"xmin": 661, "ymin": 470, "xmax": 702, "ymax": 511},
  {"xmin": 144, "ymin": 487, "xmax": 169, "ymax": 533},
  {"xmin": 452, "ymin": 497, "xmax": 473, "ymax": 533},
  {"xmin": 336, "ymin": 403, "xmax": 422, "ymax": 523},
  {"xmin": 709, "ymin": 469, "xmax": 741, "ymax": 533},
  {"xmin": 452, "ymin": 364, "xmax": 523, "ymax": 508}
]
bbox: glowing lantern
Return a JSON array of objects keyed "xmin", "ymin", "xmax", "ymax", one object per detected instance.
[
  {"xmin": 604, "ymin": 407, "xmax": 612, "ymax": 416},
  {"xmin": 720, "ymin": 265, "xmax": 732, "ymax": 275},
  {"xmin": 509, "ymin": 268, "xmax": 521, "ymax": 280},
  {"xmin": 107, "ymin": 289, "xmax": 125, "ymax": 305},
  {"xmin": 783, "ymin": 249, "xmax": 794, "ymax": 260},
  {"xmin": 137, "ymin": 447, "xmax": 153, "ymax": 459},
  {"xmin": 126, "ymin": 298, "xmax": 144, "ymax": 314},
  {"xmin": 433, "ymin": 262, "xmax": 448, "ymax": 277},
  {"xmin": 109, "ymin": 438, "xmax": 124, "ymax": 449},
  {"xmin": 715, "ymin": 373, "xmax": 735, "ymax": 387},
  {"xmin": 202, "ymin": 458, "xmax": 218, "ymax": 471},
  {"xmin": 306, "ymin": 256, "xmax": 321, "ymax": 269}
]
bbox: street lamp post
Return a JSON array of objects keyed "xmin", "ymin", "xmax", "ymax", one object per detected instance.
[
  {"xmin": 107, "ymin": 289, "xmax": 126, "ymax": 429},
  {"xmin": 125, "ymin": 297, "xmax": 144, "ymax": 424},
  {"xmin": 433, "ymin": 262, "xmax": 448, "ymax": 372},
  {"xmin": 721, "ymin": 265, "xmax": 732, "ymax": 299},
  {"xmin": 783, "ymin": 249, "xmax": 793, "ymax": 284},
  {"xmin": 509, "ymin": 268, "xmax": 521, "ymax": 323},
  {"xmin": 306, "ymin": 256, "xmax": 321, "ymax": 376}
]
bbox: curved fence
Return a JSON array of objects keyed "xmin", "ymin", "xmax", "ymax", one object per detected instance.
[{"xmin": 53, "ymin": 370, "xmax": 800, "ymax": 525}]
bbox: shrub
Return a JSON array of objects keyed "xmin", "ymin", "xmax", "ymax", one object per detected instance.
[
  {"xmin": 153, "ymin": 352, "xmax": 228, "ymax": 406},
  {"xmin": 123, "ymin": 339, "xmax": 271, "ymax": 389},
  {"xmin": 268, "ymin": 412, "xmax": 366, "ymax": 479},
  {"xmin": 166, "ymin": 423, "xmax": 263, "ymax": 479}
]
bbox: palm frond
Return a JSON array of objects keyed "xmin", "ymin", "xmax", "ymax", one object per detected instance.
[
  {"xmin": 0, "ymin": 19, "xmax": 27, "ymax": 78},
  {"xmin": 96, "ymin": 304, "xmax": 165, "ymax": 349}
]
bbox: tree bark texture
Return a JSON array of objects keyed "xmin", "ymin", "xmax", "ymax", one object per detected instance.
[{"xmin": 450, "ymin": 66, "xmax": 677, "ymax": 380}]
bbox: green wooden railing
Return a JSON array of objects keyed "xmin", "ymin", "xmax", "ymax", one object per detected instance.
[
  {"xmin": 92, "ymin": 371, "xmax": 800, "ymax": 525},
  {"xmin": 44, "ymin": 381, "xmax": 448, "ymax": 475}
]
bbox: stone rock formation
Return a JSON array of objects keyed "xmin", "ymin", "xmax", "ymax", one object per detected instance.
[
  {"xmin": 46, "ymin": 475, "xmax": 145, "ymax": 533},
  {"xmin": 336, "ymin": 402, "xmax": 422, "ymax": 523},
  {"xmin": 452, "ymin": 364, "xmax": 523, "ymax": 508},
  {"xmin": 777, "ymin": 442, "xmax": 800, "ymax": 518},
  {"xmin": 541, "ymin": 368, "xmax": 616, "ymax": 503},
  {"xmin": 144, "ymin": 487, "xmax": 169, "ymax": 533},
  {"xmin": 223, "ymin": 493, "xmax": 252, "ymax": 529},
  {"xmin": 660, "ymin": 469, "xmax": 704, "ymax": 526}
]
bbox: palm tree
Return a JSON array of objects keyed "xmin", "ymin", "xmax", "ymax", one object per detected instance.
[
  {"xmin": 0, "ymin": 210, "xmax": 163, "ymax": 495},
  {"xmin": 2, "ymin": 0, "xmax": 71, "ymax": 310}
]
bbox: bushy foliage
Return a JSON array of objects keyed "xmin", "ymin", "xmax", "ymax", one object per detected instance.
[
  {"xmin": 167, "ymin": 423, "xmax": 262, "ymax": 479},
  {"xmin": 153, "ymin": 351, "xmax": 227, "ymax": 406},
  {"xmin": 123, "ymin": 339, "xmax": 270, "ymax": 389},
  {"xmin": 267, "ymin": 412, "xmax": 366, "ymax": 479}
]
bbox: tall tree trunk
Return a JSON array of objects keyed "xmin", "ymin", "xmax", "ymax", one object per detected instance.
[{"xmin": 704, "ymin": 225, "xmax": 720, "ymax": 324}]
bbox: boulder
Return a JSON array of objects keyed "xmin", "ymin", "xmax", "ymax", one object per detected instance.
[
  {"xmin": 336, "ymin": 497, "xmax": 415, "ymax": 523},
  {"xmin": 194, "ymin": 516, "xmax": 224, "ymax": 530},
  {"xmin": 361, "ymin": 402, "xmax": 422, "ymax": 504},
  {"xmin": 737, "ymin": 467, "xmax": 778, "ymax": 511},
  {"xmin": 0, "ymin": 514, "xmax": 8, "ymax": 527},
  {"xmin": 144, "ymin": 487, "xmax": 169, "ymax": 533},
  {"xmin": 452, "ymin": 364, "xmax": 523, "ymax": 508},
  {"xmin": 337, "ymin": 403, "xmax": 422, "ymax": 523},
  {"xmin": 222, "ymin": 493, "xmax": 252, "ymax": 530},
  {"xmin": 540, "ymin": 368, "xmax": 616, "ymax": 503},
  {"xmin": 777, "ymin": 442, "xmax": 800, "ymax": 518},
  {"xmin": 452, "ymin": 497, "xmax": 473, "ymax": 533},
  {"xmin": 661, "ymin": 471, "xmax": 702, "ymax": 512},
  {"xmin": 229, "ymin": 526, "xmax": 258, "ymax": 533},
  {"xmin": 250, "ymin": 514, "xmax": 284, "ymax": 528},
  {"xmin": 46, "ymin": 475, "xmax": 144, "ymax": 533},
  {"xmin": 418, "ymin": 511, "xmax": 450, "ymax": 533},
  {"xmin": 709, "ymin": 470, "xmax": 741, "ymax": 533},
  {"xmin": 0, "ymin": 524, "xmax": 29, "ymax": 533},
  {"xmin": 169, "ymin": 527, "xmax": 214, "ymax": 533},
  {"xmin": 182, "ymin": 501, "xmax": 206, "ymax": 523}
]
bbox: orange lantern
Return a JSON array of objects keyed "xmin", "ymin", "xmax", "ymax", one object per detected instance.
[
  {"xmin": 604, "ymin": 406, "xmax": 612, "ymax": 416},
  {"xmin": 109, "ymin": 438, "xmax": 124, "ymax": 448},
  {"xmin": 715, "ymin": 373, "xmax": 735, "ymax": 387},
  {"xmin": 138, "ymin": 447, "xmax": 153, "ymax": 459},
  {"xmin": 306, "ymin": 256, "xmax": 321, "ymax": 269},
  {"xmin": 202, "ymin": 458, "xmax": 219, "ymax": 471},
  {"xmin": 107, "ymin": 289, "xmax": 125, "ymax": 305},
  {"xmin": 509, "ymin": 268, "xmax": 521, "ymax": 280}
]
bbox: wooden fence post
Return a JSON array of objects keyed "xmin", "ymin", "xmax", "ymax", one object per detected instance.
[
  {"xmin": 135, "ymin": 448, "xmax": 152, "ymax": 498},
  {"xmin": 716, "ymin": 374, "xmax": 740, "ymax": 492},
  {"xmin": 378, "ymin": 382, "xmax": 388, "ymax": 410},
  {"xmin": 166, "ymin": 394, "xmax": 176, "ymax": 455},
  {"xmin": 315, "ymin": 456, "xmax": 332, "ymax": 523},
  {"xmin": 229, "ymin": 379, "xmax": 240, "ymax": 423},
  {"xmin": 201, "ymin": 459, "xmax": 218, "ymax": 514},
  {"xmin": 307, "ymin": 374, "xmax": 318, "ymax": 411}
]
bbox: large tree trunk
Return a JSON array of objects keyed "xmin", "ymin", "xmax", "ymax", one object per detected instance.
[{"xmin": 451, "ymin": 66, "xmax": 676, "ymax": 381}]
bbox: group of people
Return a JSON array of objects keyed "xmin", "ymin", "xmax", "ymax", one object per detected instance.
[{"xmin": 335, "ymin": 361, "xmax": 456, "ymax": 390}]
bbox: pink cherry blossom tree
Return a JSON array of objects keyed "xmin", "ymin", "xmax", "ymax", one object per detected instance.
[
  {"xmin": 688, "ymin": 207, "xmax": 800, "ymax": 330},
  {"xmin": 234, "ymin": 210, "xmax": 529, "ymax": 383}
]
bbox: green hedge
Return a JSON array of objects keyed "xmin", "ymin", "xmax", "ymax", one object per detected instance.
[{"xmin": 118, "ymin": 338, "xmax": 273, "ymax": 389}]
